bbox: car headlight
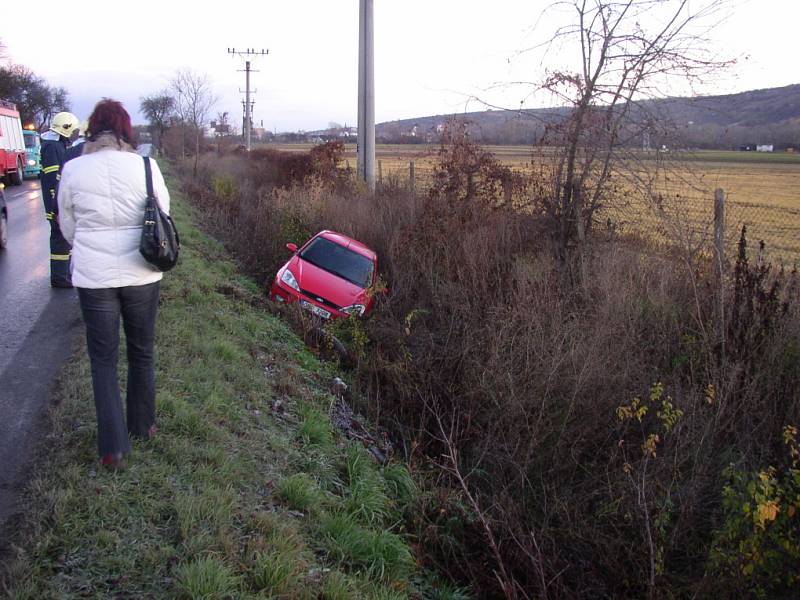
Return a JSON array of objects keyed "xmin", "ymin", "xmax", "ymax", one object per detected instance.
[
  {"xmin": 27, "ymin": 159, "xmax": 36, "ymax": 166},
  {"xmin": 280, "ymin": 268, "xmax": 300, "ymax": 291},
  {"xmin": 340, "ymin": 304, "xmax": 366, "ymax": 317}
]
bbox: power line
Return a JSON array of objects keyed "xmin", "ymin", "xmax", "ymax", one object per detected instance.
[{"xmin": 227, "ymin": 47, "xmax": 268, "ymax": 151}]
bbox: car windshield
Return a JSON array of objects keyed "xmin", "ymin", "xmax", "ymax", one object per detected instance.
[
  {"xmin": 24, "ymin": 134, "xmax": 39, "ymax": 148},
  {"xmin": 299, "ymin": 236, "xmax": 374, "ymax": 288}
]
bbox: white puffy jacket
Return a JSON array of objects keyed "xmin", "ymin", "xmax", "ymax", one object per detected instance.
[{"xmin": 58, "ymin": 134, "xmax": 171, "ymax": 289}]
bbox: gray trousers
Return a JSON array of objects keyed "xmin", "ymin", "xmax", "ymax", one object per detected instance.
[{"xmin": 77, "ymin": 282, "xmax": 160, "ymax": 457}]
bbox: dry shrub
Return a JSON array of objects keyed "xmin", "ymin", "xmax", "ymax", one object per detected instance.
[
  {"xmin": 247, "ymin": 141, "xmax": 347, "ymax": 191},
  {"xmin": 179, "ymin": 136, "xmax": 800, "ymax": 599}
]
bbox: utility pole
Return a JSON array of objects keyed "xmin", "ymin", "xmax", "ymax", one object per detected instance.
[
  {"xmin": 227, "ymin": 47, "xmax": 268, "ymax": 151},
  {"xmin": 357, "ymin": 0, "xmax": 375, "ymax": 191},
  {"xmin": 241, "ymin": 99, "xmax": 254, "ymax": 139}
]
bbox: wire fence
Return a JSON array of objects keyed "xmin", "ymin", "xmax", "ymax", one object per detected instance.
[
  {"xmin": 369, "ymin": 159, "xmax": 800, "ymax": 265},
  {"xmin": 602, "ymin": 190, "xmax": 800, "ymax": 265},
  {"xmin": 726, "ymin": 199, "xmax": 800, "ymax": 262}
]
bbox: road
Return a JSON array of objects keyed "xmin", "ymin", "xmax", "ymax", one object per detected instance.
[{"xmin": 0, "ymin": 179, "xmax": 83, "ymax": 526}]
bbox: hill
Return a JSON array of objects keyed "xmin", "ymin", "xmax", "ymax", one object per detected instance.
[{"xmin": 377, "ymin": 83, "xmax": 800, "ymax": 149}]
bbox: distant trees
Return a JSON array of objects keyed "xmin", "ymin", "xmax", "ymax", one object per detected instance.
[
  {"xmin": 141, "ymin": 70, "xmax": 217, "ymax": 169},
  {"xmin": 0, "ymin": 63, "xmax": 70, "ymax": 128},
  {"xmin": 211, "ymin": 111, "xmax": 240, "ymax": 153},
  {"xmin": 139, "ymin": 92, "xmax": 175, "ymax": 154},
  {"xmin": 170, "ymin": 69, "xmax": 218, "ymax": 175},
  {"xmin": 326, "ymin": 121, "xmax": 343, "ymax": 134}
]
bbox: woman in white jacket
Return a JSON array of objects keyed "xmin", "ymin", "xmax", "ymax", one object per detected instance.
[{"xmin": 59, "ymin": 99, "xmax": 170, "ymax": 469}]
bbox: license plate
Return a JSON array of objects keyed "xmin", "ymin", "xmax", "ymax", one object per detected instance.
[{"xmin": 300, "ymin": 299, "xmax": 331, "ymax": 319}]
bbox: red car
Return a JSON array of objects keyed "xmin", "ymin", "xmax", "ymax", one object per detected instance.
[{"xmin": 269, "ymin": 230, "xmax": 378, "ymax": 320}]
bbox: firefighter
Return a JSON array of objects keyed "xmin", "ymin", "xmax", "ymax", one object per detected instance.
[
  {"xmin": 64, "ymin": 119, "xmax": 89, "ymax": 164},
  {"xmin": 40, "ymin": 111, "xmax": 79, "ymax": 287}
]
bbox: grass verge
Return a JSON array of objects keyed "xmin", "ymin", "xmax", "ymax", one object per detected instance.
[{"xmin": 0, "ymin": 166, "xmax": 441, "ymax": 599}]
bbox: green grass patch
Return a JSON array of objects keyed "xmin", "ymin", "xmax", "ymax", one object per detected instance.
[
  {"xmin": 298, "ymin": 405, "xmax": 335, "ymax": 447},
  {"xmin": 275, "ymin": 472, "xmax": 323, "ymax": 512},
  {"xmin": 318, "ymin": 512, "xmax": 415, "ymax": 584},
  {"xmin": 251, "ymin": 548, "xmax": 305, "ymax": 595},
  {"xmin": 0, "ymin": 164, "xmax": 438, "ymax": 599},
  {"xmin": 174, "ymin": 556, "xmax": 241, "ymax": 599},
  {"xmin": 674, "ymin": 149, "xmax": 800, "ymax": 164},
  {"xmin": 345, "ymin": 446, "xmax": 392, "ymax": 526}
]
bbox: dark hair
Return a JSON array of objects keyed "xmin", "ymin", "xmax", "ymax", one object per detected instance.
[{"xmin": 88, "ymin": 98, "xmax": 136, "ymax": 147}]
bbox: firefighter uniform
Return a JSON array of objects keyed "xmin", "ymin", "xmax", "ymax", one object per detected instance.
[
  {"xmin": 40, "ymin": 130, "xmax": 73, "ymax": 287},
  {"xmin": 63, "ymin": 119, "xmax": 89, "ymax": 164},
  {"xmin": 63, "ymin": 139, "xmax": 85, "ymax": 164}
]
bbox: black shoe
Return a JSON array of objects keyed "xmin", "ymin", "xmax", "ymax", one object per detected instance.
[{"xmin": 51, "ymin": 281, "xmax": 74, "ymax": 288}]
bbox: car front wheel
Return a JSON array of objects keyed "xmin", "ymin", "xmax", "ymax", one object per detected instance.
[{"xmin": 0, "ymin": 213, "xmax": 8, "ymax": 249}]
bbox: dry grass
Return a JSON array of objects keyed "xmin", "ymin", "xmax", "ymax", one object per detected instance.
[
  {"xmin": 265, "ymin": 143, "xmax": 800, "ymax": 260},
  {"xmin": 180, "ymin": 136, "xmax": 800, "ymax": 598}
]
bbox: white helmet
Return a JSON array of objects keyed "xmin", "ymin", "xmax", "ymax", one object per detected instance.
[
  {"xmin": 78, "ymin": 119, "xmax": 90, "ymax": 137},
  {"xmin": 50, "ymin": 112, "xmax": 80, "ymax": 138}
]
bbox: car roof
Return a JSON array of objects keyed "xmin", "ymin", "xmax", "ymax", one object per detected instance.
[{"xmin": 318, "ymin": 230, "xmax": 377, "ymax": 261}]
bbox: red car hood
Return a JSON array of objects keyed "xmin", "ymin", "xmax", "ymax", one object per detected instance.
[{"xmin": 290, "ymin": 257, "xmax": 366, "ymax": 308}]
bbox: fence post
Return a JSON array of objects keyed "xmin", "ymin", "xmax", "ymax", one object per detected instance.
[
  {"xmin": 714, "ymin": 188, "xmax": 725, "ymax": 357},
  {"xmin": 574, "ymin": 182, "xmax": 588, "ymax": 297},
  {"xmin": 409, "ymin": 161, "xmax": 416, "ymax": 194},
  {"xmin": 378, "ymin": 160, "xmax": 383, "ymax": 186},
  {"xmin": 714, "ymin": 188, "xmax": 725, "ymax": 278},
  {"xmin": 503, "ymin": 175, "xmax": 513, "ymax": 206}
]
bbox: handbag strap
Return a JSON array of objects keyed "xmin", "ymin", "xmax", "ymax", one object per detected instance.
[{"xmin": 143, "ymin": 156, "xmax": 157, "ymax": 205}]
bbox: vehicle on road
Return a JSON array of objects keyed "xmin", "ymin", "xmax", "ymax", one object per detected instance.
[
  {"xmin": 0, "ymin": 100, "xmax": 26, "ymax": 186},
  {"xmin": 270, "ymin": 230, "xmax": 379, "ymax": 320},
  {"xmin": 22, "ymin": 129, "xmax": 41, "ymax": 179},
  {"xmin": 0, "ymin": 183, "xmax": 8, "ymax": 249}
]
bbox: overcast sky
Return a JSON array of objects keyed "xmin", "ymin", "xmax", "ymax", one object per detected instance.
[{"xmin": 2, "ymin": 0, "xmax": 797, "ymax": 131}]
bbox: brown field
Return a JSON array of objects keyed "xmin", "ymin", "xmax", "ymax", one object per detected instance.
[{"xmin": 266, "ymin": 143, "xmax": 800, "ymax": 260}]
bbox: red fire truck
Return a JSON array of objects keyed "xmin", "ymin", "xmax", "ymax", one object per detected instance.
[{"xmin": 0, "ymin": 100, "xmax": 27, "ymax": 186}]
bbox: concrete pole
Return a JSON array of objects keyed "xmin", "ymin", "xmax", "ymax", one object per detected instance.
[
  {"xmin": 357, "ymin": 0, "xmax": 375, "ymax": 191},
  {"xmin": 245, "ymin": 61, "xmax": 252, "ymax": 152}
]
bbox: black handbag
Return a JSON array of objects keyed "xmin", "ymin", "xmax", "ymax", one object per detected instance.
[{"xmin": 140, "ymin": 156, "xmax": 179, "ymax": 271}]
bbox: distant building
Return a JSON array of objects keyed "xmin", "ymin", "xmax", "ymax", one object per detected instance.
[
  {"xmin": 400, "ymin": 124, "xmax": 419, "ymax": 139},
  {"xmin": 756, "ymin": 144, "xmax": 774, "ymax": 152}
]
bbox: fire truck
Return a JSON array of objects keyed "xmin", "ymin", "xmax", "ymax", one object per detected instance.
[{"xmin": 0, "ymin": 100, "xmax": 27, "ymax": 186}]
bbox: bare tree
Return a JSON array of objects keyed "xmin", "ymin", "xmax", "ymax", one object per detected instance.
[
  {"xmin": 170, "ymin": 69, "xmax": 218, "ymax": 175},
  {"xmin": 0, "ymin": 64, "xmax": 70, "ymax": 128},
  {"xmin": 140, "ymin": 92, "xmax": 175, "ymax": 155},
  {"xmin": 531, "ymin": 0, "xmax": 732, "ymax": 280}
]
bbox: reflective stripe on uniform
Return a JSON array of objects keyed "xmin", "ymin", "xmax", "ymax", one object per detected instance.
[
  {"xmin": 42, "ymin": 165, "xmax": 60, "ymax": 174},
  {"xmin": 46, "ymin": 212, "xmax": 55, "ymax": 220},
  {"xmin": 50, "ymin": 253, "xmax": 71, "ymax": 261}
]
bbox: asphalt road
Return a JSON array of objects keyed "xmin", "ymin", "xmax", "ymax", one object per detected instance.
[{"xmin": 0, "ymin": 179, "xmax": 83, "ymax": 526}]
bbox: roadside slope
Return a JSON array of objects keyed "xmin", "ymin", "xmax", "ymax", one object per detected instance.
[{"xmin": 0, "ymin": 170, "xmax": 428, "ymax": 599}]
